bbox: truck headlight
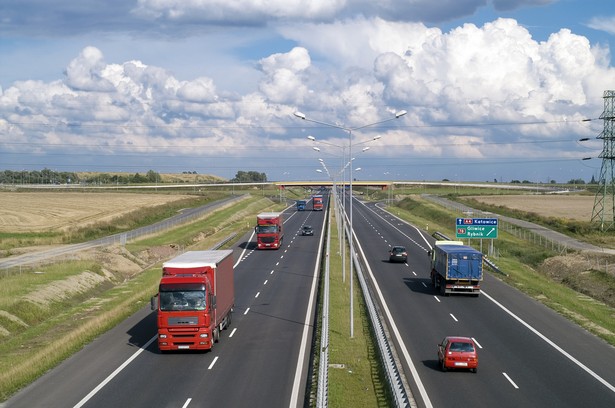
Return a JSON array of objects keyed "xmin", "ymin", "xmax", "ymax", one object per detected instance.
[
  {"xmin": 159, "ymin": 334, "xmax": 167, "ymax": 339},
  {"xmin": 200, "ymin": 333, "xmax": 208, "ymax": 338}
]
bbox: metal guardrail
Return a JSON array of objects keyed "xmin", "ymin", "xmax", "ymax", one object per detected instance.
[
  {"xmin": 336, "ymin": 202, "xmax": 411, "ymax": 407},
  {"xmin": 316, "ymin": 205, "xmax": 332, "ymax": 408},
  {"xmin": 352, "ymin": 249, "xmax": 411, "ymax": 407}
]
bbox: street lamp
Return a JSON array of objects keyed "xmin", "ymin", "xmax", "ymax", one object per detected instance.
[{"xmin": 295, "ymin": 109, "xmax": 407, "ymax": 337}]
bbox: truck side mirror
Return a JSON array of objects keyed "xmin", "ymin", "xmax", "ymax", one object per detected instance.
[
  {"xmin": 150, "ymin": 295, "xmax": 158, "ymax": 311},
  {"xmin": 211, "ymin": 294, "xmax": 217, "ymax": 310}
]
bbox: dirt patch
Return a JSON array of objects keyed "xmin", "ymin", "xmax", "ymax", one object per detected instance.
[
  {"xmin": 24, "ymin": 271, "xmax": 108, "ymax": 307},
  {"xmin": 137, "ymin": 245, "xmax": 182, "ymax": 265},
  {"xmin": 20, "ymin": 245, "xmax": 156, "ymax": 309},
  {"xmin": 539, "ymin": 253, "xmax": 615, "ymax": 308},
  {"xmin": 467, "ymin": 195, "xmax": 593, "ymax": 222}
]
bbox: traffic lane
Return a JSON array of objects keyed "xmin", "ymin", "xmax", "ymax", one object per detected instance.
[
  {"xmin": 191, "ymin": 211, "xmax": 321, "ymax": 408},
  {"xmin": 3, "ymin": 212, "xmax": 321, "ymax": 408},
  {"xmin": 414, "ymin": 290, "xmax": 615, "ymax": 407},
  {"xmin": 351, "ymin": 204, "xmax": 615, "ymax": 407},
  {"xmin": 86, "ymin": 249, "xmax": 317, "ymax": 408},
  {"xmin": 480, "ymin": 271, "xmax": 615, "ymax": 387},
  {"xmin": 75, "ymin": 213, "xmax": 322, "ymax": 408},
  {"xmin": 356, "ymin": 200, "xmax": 431, "ymax": 257},
  {"xmin": 233, "ymin": 208, "xmax": 321, "ymax": 305},
  {"xmin": 359, "ymin": 245, "xmax": 594, "ymax": 407},
  {"xmin": 365, "ymin": 252, "xmax": 615, "ymax": 405},
  {"xmin": 387, "ymin": 266, "xmax": 614, "ymax": 404},
  {"xmin": 198, "ymin": 262, "xmax": 317, "ymax": 407},
  {"xmin": 362, "ymin": 198, "xmax": 615, "ymax": 390}
]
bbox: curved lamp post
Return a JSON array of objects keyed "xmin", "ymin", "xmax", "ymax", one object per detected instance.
[{"xmin": 294, "ymin": 109, "xmax": 407, "ymax": 337}]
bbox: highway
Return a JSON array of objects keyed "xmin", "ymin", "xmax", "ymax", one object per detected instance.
[
  {"xmin": 4, "ymin": 190, "xmax": 615, "ymax": 407},
  {"xmin": 2, "ymin": 199, "xmax": 327, "ymax": 408},
  {"xmin": 349, "ymin": 197, "xmax": 615, "ymax": 407}
]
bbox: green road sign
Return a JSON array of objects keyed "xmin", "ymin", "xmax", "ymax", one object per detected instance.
[{"xmin": 456, "ymin": 225, "xmax": 498, "ymax": 239}]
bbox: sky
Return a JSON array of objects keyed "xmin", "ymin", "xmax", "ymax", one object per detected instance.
[{"xmin": 1, "ymin": 0, "xmax": 615, "ymax": 183}]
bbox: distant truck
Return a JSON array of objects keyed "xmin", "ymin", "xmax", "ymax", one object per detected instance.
[
  {"xmin": 255, "ymin": 212, "xmax": 284, "ymax": 249},
  {"xmin": 151, "ymin": 250, "xmax": 235, "ymax": 351},
  {"xmin": 429, "ymin": 241, "xmax": 483, "ymax": 296},
  {"xmin": 312, "ymin": 195, "xmax": 323, "ymax": 211},
  {"xmin": 296, "ymin": 200, "xmax": 307, "ymax": 211}
]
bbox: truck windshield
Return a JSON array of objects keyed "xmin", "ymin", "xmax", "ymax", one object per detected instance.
[
  {"xmin": 257, "ymin": 225, "xmax": 278, "ymax": 233},
  {"xmin": 160, "ymin": 290, "xmax": 206, "ymax": 311}
]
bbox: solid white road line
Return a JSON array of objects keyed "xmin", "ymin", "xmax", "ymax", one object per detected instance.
[
  {"xmin": 483, "ymin": 290, "xmax": 615, "ymax": 394},
  {"xmin": 73, "ymin": 335, "xmax": 157, "ymax": 408},
  {"xmin": 354, "ymin": 235, "xmax": 431, "ymax": 407}
]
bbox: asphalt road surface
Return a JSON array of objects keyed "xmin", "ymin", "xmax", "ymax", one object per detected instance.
[
  {"xmin": 351, "ymin": 197, "xmax": 615, "ymax": 407},
  {"xmin": 2, "ymin": 199, "xmax": 327, "ymax": 408}
]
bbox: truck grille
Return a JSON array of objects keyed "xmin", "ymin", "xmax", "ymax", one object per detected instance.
[{"xmin": 168, "ymin": 316, "xmax": 198, "ymax": 326}]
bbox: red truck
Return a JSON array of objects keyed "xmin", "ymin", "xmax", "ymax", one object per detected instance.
[
  {"xmin": 151, "ymin": 250, "xmax": 235, "ymax": 351},
  {"xmin": 255, "ymin": 212, "xmax": 284, "ymax": 249},
  {"xmin": 312, "ymin": 195, "xmax": 323, "ymax": 211}
]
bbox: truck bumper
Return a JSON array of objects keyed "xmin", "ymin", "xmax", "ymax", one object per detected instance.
[
  {"xmin": 157, "ymin": 328, "xmax": 212, "ymax": 351},
  {"xmin": 444, "ymin": 284, "xmax": 481, "ymax": 295},
  {"xmin": 257, "ymin": 242, "xmax": 280, "ymax": 249}
]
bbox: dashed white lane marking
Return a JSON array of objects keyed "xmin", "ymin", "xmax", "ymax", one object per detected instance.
[
  {"xmin": 503, "ymin": 372, "xmax": 519, "ymax": 389},
  {"xmin": 208, "ymin": 357, "xmax": 219, "ymax": 370}
]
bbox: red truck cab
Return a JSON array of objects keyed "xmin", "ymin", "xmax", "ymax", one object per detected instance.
[
  {"xmin": 255, "ymin": 212, "xmax": 284, "ymax": 249},
  {"xmin": 152, "ymin": 250, "xmax": 234, "ymax": 351},
  {"xmin": 312, "ymin": 195, "xmax": 323, "ymax": 211}
]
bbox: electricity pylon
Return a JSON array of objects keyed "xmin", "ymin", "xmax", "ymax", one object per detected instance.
[{"xmin": 591, "ymin": 90, "xmax": 615, "ymax": 231}]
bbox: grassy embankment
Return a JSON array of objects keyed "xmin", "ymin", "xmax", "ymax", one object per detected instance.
[
  {"xmin": 0, "ymin": 194, "xmax": 281, "ymax": 402},
  {"xmin": 386, "ymin": 194, "xmax": 615, "ymax": 346},
  {"xmin": 322, "ymin": 209, "xmax": 390, "ymax": 408}
]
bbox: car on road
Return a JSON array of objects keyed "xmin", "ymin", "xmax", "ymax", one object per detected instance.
[
  {"xmin": 437, "ymin": 336, "xmax": 478, "ymax": 373},
  {"xmin": 389, "ymin": 246, "xmax": 407, "ymax": 263},
  {"xmin": 301, "ymin": 225, "xmax": 314, "ymax": 236}
]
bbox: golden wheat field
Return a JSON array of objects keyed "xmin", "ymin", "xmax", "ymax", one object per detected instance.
[
  {"xmin": 0, "ymin": 192, "xmax": 194, "ymax": 232},
  {"xmin": 468, "ymin": 194, "xmax": 595, "ymax": 222}
]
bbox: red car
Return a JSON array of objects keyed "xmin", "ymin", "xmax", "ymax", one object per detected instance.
[{"xmin": 437, "ymin": 336, "xmax": 478, "ymax": 373}]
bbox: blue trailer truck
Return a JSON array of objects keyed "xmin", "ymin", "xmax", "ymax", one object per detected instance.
[
  {"xmin": 296, "ymin": 200, "xmax": 307, "ymax": 211},
  {"xmin": 429, "ymin": 241, "xmax": 483, "ymax": 296}
]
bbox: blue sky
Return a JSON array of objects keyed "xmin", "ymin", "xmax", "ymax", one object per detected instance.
[{"xmin": 1, "ymin": 0, "xmax": 614, "ymax": 183}]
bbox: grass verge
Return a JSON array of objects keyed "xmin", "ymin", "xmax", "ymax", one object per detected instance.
[{"xmin": 325, "ymin": 208, "xmax": 390, "ymax": 407}]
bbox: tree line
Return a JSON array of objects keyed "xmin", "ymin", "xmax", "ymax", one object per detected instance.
[
  {"xmin": 0, "ymin": 169, "xmax": 268, "ymax": 185},
  {"xmin": 0, "ymin": 169, "xmax": 163, "ymax": 185}
]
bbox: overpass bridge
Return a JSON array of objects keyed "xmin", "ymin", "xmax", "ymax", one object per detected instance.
[{"xmin": 273, "ymin": 180, "xmax": 392, "ymax": 190}]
